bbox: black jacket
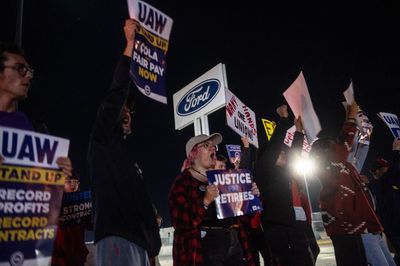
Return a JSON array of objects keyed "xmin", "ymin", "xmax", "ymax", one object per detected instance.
[
  {"xmin": 254, "ymin": 117, "xmax": 304, "ymax": 226},
  {"xmin": 368, "ymin": 150, "xmax": 400, "ymax": 235},
  {"xmin": 87, "ymin": 55, "xmax": 161, "ymax": 255}
]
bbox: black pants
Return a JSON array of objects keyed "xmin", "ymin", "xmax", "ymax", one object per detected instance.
[
  {"xmin": 200, "ymin": 228, "xmax": 245, "ymax": 266},
  {"xmin": 295, "ymin": 221, "xmax": 320, "ymax": 262},
  {"xmin": 386, "ymin": 234, "xmax": 400, "ymax": 266},
  {"xmin": 330, "ymin": 234, "xmax": 368, "ymax": 266},
  {"xmin": 264, "ymin": 223, "xmax": 314, "ymax": 266},
  {"xmin": 247, "ymin": 227, "xmax": 270, "ymax": 266}
]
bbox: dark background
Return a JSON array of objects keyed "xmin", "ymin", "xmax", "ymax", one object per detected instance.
[{"xmin": 2, "ymin": 0, "xmax": 399, "ymax": 226}]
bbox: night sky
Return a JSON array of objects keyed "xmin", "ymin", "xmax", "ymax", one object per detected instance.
[{"xmin": 3, "ymin": 0, "xmax": 400, "ymax": 226}]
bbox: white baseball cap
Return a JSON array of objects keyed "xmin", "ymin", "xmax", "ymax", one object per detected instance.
[{"xmin": 185, "ymin": 133, "xmax": 223, "ymax": 157}]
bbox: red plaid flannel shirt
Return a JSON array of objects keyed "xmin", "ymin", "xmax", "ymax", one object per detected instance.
[{"xmin": 168, "ymin": 169, "xmax": 254, "ymax": 265}]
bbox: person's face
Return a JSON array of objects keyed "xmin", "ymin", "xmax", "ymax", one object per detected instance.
[
  {"xmin": 0, "ymin": 52, "xmax": 33, "ymax": 101},
  {"xmin": 275, "ymin": 150, "xmax": 287, "ymax": 167},
  {"xmin": 156, "ymin": 216, "xmax": 163, "ymax": 227},
  {"xmin": 311, "ymin": 140, "xmax": 334, "ymax": 167},
  {"xmin": 214, "ymin": 160, "xmax": 226, "ymax": 170},
  {"xmin": 194, "ymin": 140, "xmax": 217, "ymax": 170},
  {"xmin": 64, "ymin": 179, "xmax": 79, "ymax": 192},
  {"xmin": 121, "ymin": 104, "xmax": 132, "ymax": 136},
  {"xmin": 375, "ymin": 166, "xmax": 389, "ymax": 179}
]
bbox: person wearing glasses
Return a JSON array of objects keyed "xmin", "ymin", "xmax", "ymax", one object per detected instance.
[
  {"xmin": 0, "ymin": 42, "xmax": 73, "ymax": 178},
  {"xmin": 87, "ymin": 19, "xmax": 161, "ymax": 266},
  {"xmin": 168, "ymin": 133, "xmax": 259, "ymax": 266}
]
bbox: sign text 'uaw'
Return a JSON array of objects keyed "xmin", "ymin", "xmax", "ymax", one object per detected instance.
[{"xmin": 0, "ymin": 126, "xmax": 70, "ymax": 169}]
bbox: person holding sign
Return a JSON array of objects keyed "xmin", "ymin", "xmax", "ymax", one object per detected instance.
[
  {"xmin": 255, "ymin": 105, "xmax": 316, "ymax": 266},
  {"xmin": 0, "ymin": 42, "xmax": 74, "ymax": 265},
  {"xmin": 168, "ymin": 133, "xmax": 257, "ymax": 265},
  {"xmin": 0, "ymin": 42, "xmax": 73, "ymax": 178},
  {"xmin": 88, "ymin": 19, "xmax": 161, "ymax": 266},
  {"xmin": 310, "ymin": 101, "xmax": 382, "ymax": 266},
  {"xmin": 234, "ymin": 136, "xmax": 269, "ymax": 266},
  {"xmin": 51, "ymin": 172, "xmax": 90, "ymax": 266}
]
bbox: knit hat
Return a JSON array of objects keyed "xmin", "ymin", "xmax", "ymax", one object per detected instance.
[{"xmin": 370, "ymin": 158, "xmax": 390, "ymax": 172}]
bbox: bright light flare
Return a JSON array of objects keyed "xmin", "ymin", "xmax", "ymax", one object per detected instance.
[{"xmin": 294, "ymin": 157, "xmax": 316, "ymax": 176}]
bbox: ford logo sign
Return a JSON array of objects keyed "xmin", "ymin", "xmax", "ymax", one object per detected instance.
[{"xmin": 177, "ymin": 79, "xmax": 220, "ymax": 116}]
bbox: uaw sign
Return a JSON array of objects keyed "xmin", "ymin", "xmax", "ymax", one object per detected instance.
[
  {"xmin": 378, "ymin": 112, "xmax": 400, "ymax": 139},
  {"xmin": 128, "ymin": 0, "xmax": 173, "ymax": 104},
  {"xmin": 225, "ymin": 144, "xmax": 241, "ymax": 164},
  {"xmin": 173, "ymin": 63, "xmax": 227, "ymax": 130},
  {"xmin": 225, "ymin": 88, "xmax": 259, "ymax": 148},
  {"xmin": 0, "ymin": 126, "xmax": 69, "ymax": 266}
]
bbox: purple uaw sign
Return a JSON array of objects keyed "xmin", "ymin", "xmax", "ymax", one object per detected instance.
[{"xmin": 207, "ymin": 169, "xmax": 262, "ymax": 219}]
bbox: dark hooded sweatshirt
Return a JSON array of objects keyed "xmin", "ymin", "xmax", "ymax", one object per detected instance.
[
  {"xmin": 87, "ymin": 55, "xmax": 161, "ymax": 256},
  {"xmin": 254, "ymin": 117, "xmax": 304, "ymax": 226}
]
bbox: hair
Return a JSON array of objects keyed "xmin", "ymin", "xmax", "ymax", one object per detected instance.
[
  {"xmin": 180, "ymin": 145, "xmax": 200, "ymax": 172},
  {"xmin": 309, "ymin": 137, "xmax": 333, "ymax": 157},
  {"xmin": 0, "ymin": 42, "xmax": 24, "ymax": 71},
  {"xmin": 67, "ymin": 170, "xmax": 80, "ymax": 181},
  {"xmin": 125, "ymin": 87, "xmax": 135, "ymax": 112},
  {"xmin": 370, "ymin": 158, "xmax": 390, "ymax": 173},
  {"xmin": 217, "ymin": 154, "xmax": 228, "ymax": 163}
]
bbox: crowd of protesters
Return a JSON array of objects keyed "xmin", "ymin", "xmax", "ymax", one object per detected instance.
[{"xmin": 1, "ymin": 17, "xmax": 400, "ymax": 266}]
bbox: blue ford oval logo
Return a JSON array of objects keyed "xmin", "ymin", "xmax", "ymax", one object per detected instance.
[{"xmin": 177, "ymin": 79, "xmax": 220, "ymax": 116}]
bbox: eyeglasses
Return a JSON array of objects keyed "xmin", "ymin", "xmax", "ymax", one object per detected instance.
[
  {"xmin": 3, "ymin": 63, "xmax": 34, "ymax": 77},
  {"xmin": 66, "ymin": 179, "xmax": 80, "ymax": 185},
  {"xmin": 198, "ymin": 142, "xmax": 216, "ymax": 150}
]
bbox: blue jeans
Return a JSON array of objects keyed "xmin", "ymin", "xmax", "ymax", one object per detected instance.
[
  {"xmin": 96, "ymin": 236, "xmax": 150, "ymax": 266},
  {"xmin": 362, "ymin": 233, "xmax": 396, "ymax": 266}
]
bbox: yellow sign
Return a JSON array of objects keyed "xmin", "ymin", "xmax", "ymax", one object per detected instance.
[
  {"xmin": 0, "ymin": 165, "xmax": 65, "ymax": 186},
  {"xmin": 261, "ymin": 119, "xmax": 276, "ymax": 141}
]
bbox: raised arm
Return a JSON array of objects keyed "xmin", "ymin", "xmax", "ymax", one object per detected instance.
[
  {"xmin": 93, "ymin": 19, "xmax": 139, "ymax": 141},
  {"xmin": 338, "ymin": 101, "xmax": 359, "ymax": 149},
  {"xmin": 239, "ymin": 136, "xmax": 251, "ymax": 169}
]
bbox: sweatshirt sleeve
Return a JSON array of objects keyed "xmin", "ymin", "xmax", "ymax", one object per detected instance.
[{"xmin": 92, "ymin": 55, "xmax": 132, "ymax": 143}]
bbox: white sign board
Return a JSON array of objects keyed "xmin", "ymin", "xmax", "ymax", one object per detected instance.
[
  {"xmin": 127, "ymin": 0, "xmax": 173, "ymax": 104},
  {"xmin": 283, "ymin": 71, "xmax": 321, "ymax": 143},
  {"xmin": 378, "ymin": 112, "xmax": 400, "ymax": 138},
  {"xmin": 225, "ymin": 88, "xmax": 259, "ymax": 148},
  {"xmin": 173, "ymin": 63, "xmax": 227, "ymax": 130},
  {"xmin": 0, "ymin": 126, "xmax": 70, "ymax": 168},
  {"xmin": 343, "ymin": 81, "xmax": 354, "ymax": 105},
  {"xmin": 127, "ymin": 0, "xmax": 173, "ymax": 40}
]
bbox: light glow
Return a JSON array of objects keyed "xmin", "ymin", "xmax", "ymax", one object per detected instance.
[{"xmin": 294, "ymin": 157, "xmax": 316, "ymax": 176}]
